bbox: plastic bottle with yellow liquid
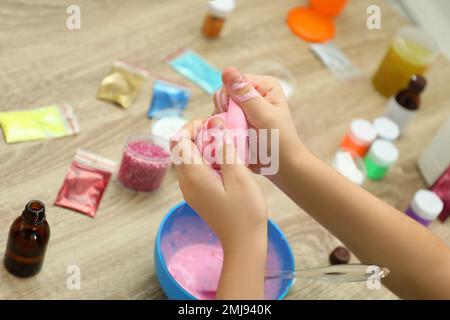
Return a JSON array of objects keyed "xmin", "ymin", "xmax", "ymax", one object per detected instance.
[{"xmin": 372, "ymin": 26, "xmax": 438, "ymax": 97}]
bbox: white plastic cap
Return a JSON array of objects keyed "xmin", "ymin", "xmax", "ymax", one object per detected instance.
[
  {"xmin": 152, "ymin": 116, "xmax": 188, "ymax": 150},
  {"xmin": 373, "ymin": 117, "xmax": 400, "ymax": 141},
  {"xmin": 208, "ymin": 0, "xmax": 236, "ymax": 18},
  {"xmin": 349, "ymin": 119, "xmax": 377, "ymax": 146},
  {"xmin": 332, "ymin": 151, "xmax": 365, "ymax": 185},
  {"xmin": 369, "ymin": 139, "xmax": 399, "ymax": 166},
  {"xmin": 411, "ymin": 189, "xmax": 444, "ymax": 221}
]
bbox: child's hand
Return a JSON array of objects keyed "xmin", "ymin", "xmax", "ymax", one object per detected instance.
[
  {"xmin": 170, "ymin": 119, "xmax": 268, "ymax": 252},
  {"xmin": 170, "ymin": 119, "xmax": 268, "ymax": 299},
  {"xmin": 213, "ymin": 67, "xmax": 306, "ymax": 177}
]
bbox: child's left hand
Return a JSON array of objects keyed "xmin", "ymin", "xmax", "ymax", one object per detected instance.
[
  {"xmin": 170, "ymin": 118, "xmax": 268, "ymax": 253},
  {"xmin": 170, "ymin": 118, "xmax": 268, "ymax": 299}
]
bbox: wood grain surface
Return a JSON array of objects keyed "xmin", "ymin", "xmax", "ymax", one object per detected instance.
[{"xmin": 0, "ymin": 0, "xmax": 449, "ymax": 299}]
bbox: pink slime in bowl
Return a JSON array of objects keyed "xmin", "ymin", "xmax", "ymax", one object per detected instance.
[{"xmin": 162, "ymin": 216, "xmax": 282, "ymax": 300}]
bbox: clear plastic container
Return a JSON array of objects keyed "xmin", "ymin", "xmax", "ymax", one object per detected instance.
[
  {"xmin": 332, "ymin": 150, "xmax": 366, "ymax": 186},
  {"xmin": 245, "ymin": 60, "xmax": 296, "ymax": 100},
  {"xmin": 117, "ymin": 134, "xmax": 171, "ymax": 192},
  {"xmin": 372, "ymin": 26, "xmax": 438, "ymax": 97}
]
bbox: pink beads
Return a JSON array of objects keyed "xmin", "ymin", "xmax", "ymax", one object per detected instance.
[{"xmin": 118, "ymin": 134, "xmax": 171, "ymax": 192}]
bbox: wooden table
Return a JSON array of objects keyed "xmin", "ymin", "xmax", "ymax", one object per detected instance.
[{"xmin": 1, "ymin": 0, "xmax": 449, "ymax": 299}]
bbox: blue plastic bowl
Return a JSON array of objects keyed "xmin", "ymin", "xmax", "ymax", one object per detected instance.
[{"xmin": 154, "ymin": 201, "xmax": 295, "ymax": 300}]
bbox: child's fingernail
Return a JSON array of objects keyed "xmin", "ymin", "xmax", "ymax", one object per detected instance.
[
  {"xmin": 227, "ymin": 72, "xmax": 245, "ymax": 91},
  {"xmin": 208, "ymin": 117, "xmax": 225, "ymax": 130}
]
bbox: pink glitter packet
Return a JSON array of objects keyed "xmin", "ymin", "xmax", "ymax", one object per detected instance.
[
  {"xmin": 54, "ymin": 149, "xmax": 116, "ymax": 218},
  {"xmin": 117, "ymin": 134, "xmax": 172, "ymax": 192}
]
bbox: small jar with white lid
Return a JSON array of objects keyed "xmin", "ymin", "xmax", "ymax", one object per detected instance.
[
  {"xmin": 340, "ymin": 119, "xmax": 377, "ymax": 157},
  {"xmin": 202, "ymin": 0, "xmax": 236, "ymax": 38},
  {"xmin": 363, "ymin": 139, "xmax": 399, "ymax": 180},
  {"xmin": 405, "ymin": 189, "xmax": 444, "ymax": 226},
  {"xmin": 373, "ymin": 117, "xmax": 400, "ymax": 142}
]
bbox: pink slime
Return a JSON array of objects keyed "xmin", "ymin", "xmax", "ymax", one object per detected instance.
[
  {"xmin": 167, "ymin": 243, "xmax": 282, "ymax": 300},
  {"xmin": 195, "ymin": 98, "xmax": 249, "ymax": 168}
]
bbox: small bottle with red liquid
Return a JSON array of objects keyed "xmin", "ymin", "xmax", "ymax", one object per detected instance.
[
  {"xmin": 118, "ymin": 134, "xmax": 172, "ymax": 192},
  {"xmin": 4, "ymin": 200, "xmax": 50, "ymax": 277}
]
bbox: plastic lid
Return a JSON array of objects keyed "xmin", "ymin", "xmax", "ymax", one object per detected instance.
[
  {"xmin": 152, "ymin": 116, "xmax": 188, "ymax": 150},
  {"xmin": 373, "ymin": 117, "xmax": 400, "ymax": 141},
  {"xmin": 332, "ymin": 150, "xmax": 365, "ymax": 186},
  {"xmin": 394, "ymin": 26, "xmax": 439, "ymax": 66},
  {"xmin": 349, "ymin": 119, "xmax": 377, "ymax": 145},
  {"xmin": 411, "ymin": 189, "xmax": 444, "ymax": 221},
  {"xmin": 369, "ymin": 139, "xmax": 399, "ymax": 167},
  {"xmin": 208, "ymin": 0, "xmax": 235, "ymax": 18},
  {"xmin": 287, "ymin": 7, "xmax": 335, "ymax": 43}
]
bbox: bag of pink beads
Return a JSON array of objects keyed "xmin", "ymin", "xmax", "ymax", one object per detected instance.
[{"xmin": 117, "ymin": 134, "xmax": 172, "ymax": 192}]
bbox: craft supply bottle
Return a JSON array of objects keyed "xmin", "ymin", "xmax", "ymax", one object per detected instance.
[
  {"xmin": 202, "ymin": 0, "xmax": 235, "ymax": 38},
  {"xmin": 405, "ymin": 189, "xmax": 443, "ymax": 226},
  {"xmin": 385, "ymin": 75, "xmax": 427, "ymax": 133},
  {"xmin": 372, "ymin": 26, "xmax": 437, "ymax": 97},
  {"xmin": 4, "ymin": 200, "xmax": 50, "ymax": 277},
  {"xmin": 364, "ymin": 139, "xmax": 399, "ymax": 180},
  {"xmin": 340, "ymin": 119, "xmax": 377, "ymax": 158},
  {"xmin": 117, "ymin": 134, "xmax": 172, "ymax": 192}
]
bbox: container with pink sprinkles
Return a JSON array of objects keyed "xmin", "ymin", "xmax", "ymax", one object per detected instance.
[{"xmin": 118, "ymin": 134, "xmax": 171, "ymax": 192}]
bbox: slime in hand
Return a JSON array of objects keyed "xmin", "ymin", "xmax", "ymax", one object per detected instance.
[{"xmin": 195, "ymin": 97, "xmax": 249, "ymax": 168}]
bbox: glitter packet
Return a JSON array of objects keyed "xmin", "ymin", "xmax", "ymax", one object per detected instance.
[
  {"xmin": 147, "ymin": 79, "xmax": 191, "ymax": 118},
  {"xmin": 0, "ymin": 104, "xmax": 80, "ymax": 144},
  {"xmin": 310, "ymin": 43, "xmax": 362, "ymax": 83},
  {"xmin": 54, "ymin": 149, "xmax": 116, "ymax": 218},
  {"xmin": 97, "ymin": 60, "xmax": 149, "ymax": 108},
  {"xmin": 167, "ymin": 49, "xmax": 222, "ymax": 94}
]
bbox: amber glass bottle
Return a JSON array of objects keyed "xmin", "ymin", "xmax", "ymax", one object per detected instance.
[
  {"xmin": 4, "ymin": 200, "xmax": 50, "ymax": 277},
  {"xmin": 201, "ymin": 0, "xmax": 235, "ymax": 38}
]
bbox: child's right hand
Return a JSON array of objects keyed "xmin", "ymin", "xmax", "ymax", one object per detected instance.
[{"xmin": 214, "ymin": 67, "xmax": 306, "ymax": 177}]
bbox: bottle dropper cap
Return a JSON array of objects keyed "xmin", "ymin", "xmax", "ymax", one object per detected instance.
[{"xmin": 407, "ymin": 75, "xmax": 427, "ymax": 94}]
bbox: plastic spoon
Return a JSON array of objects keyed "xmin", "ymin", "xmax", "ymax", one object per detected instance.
[
  {"xmin": 264, "ymin": 264, "xmax": 389, "ymax": 282},
  {"xmin": 198, "ymin": 264, "xmax": 389, "ymax": 293}
]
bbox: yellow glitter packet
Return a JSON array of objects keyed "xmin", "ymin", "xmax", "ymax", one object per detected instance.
[
  {"xmin": 0, "ymin": 104, "xmax": 80, "ymax": 143},
  {"xmin": 97, "ymin": 60, "xmax": 149, "ymax": 108}
]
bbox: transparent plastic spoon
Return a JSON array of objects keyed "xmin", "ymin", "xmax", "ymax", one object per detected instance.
[
  {"xmin": 264, "ymin": 264, "xmax": 390, "ymax": 282},
  {"xmin": 198, "ymin": 264, "xmax": 389, "ymax": 293}
]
